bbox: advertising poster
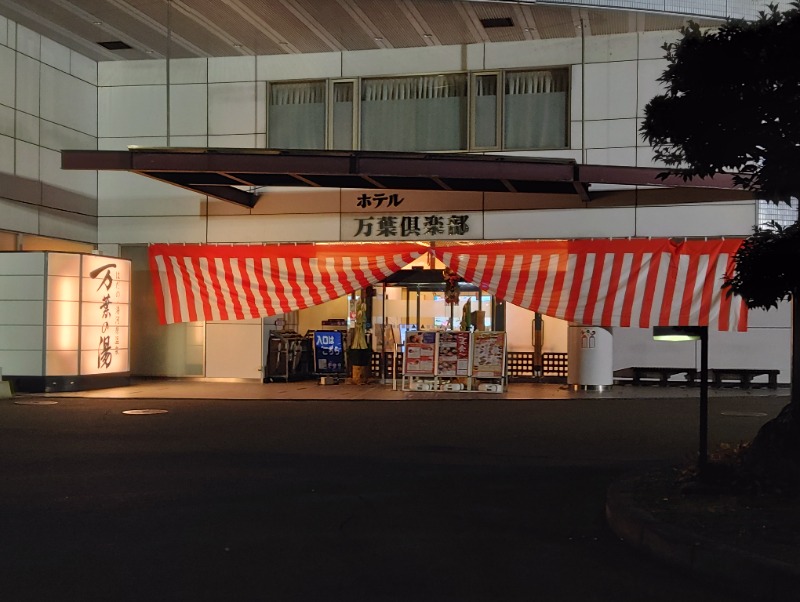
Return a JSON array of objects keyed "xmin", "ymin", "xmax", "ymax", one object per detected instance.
[
  {"xmin": 472, "ymin": 331, "xmax": 507, "ymax": 379},
  {"xmin": 313, "ymin": 330, "xmax": 345, "ymax": 374},
  {"xmin": 403, "ymin": 331, "xmax": 438, "ymax": 376},
  {"xmin": 436, "ymin": 331, "xmax": 472, "ymax": 377}
]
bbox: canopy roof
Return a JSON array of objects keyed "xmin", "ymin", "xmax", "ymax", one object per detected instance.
[{"xmin": 61, "ymin": 148, "xmax": 751, "ymax": 209}]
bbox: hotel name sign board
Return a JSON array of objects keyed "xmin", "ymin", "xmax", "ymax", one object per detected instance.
[{"xmin": 340, "ymin": 191, "xmax": 483, "ymax": 241}]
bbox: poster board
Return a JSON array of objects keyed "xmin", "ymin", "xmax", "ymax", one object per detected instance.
[
  {"xmin": 403, "ymin": 331, "xmax": 438, "ymax": 377},
  {"xmin": 472, "ymin": 331, "xmax": 507, "ymax": 379},
  {"xmin": 436, "ymin": 331, "xmax": 472, "ymax": 377},
  {"xmin": 313, "ymin": 330, "xmax": 346, "ymax": 374}
]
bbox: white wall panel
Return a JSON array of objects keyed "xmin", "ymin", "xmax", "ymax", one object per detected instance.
[
  {"xmin": 39, "ymin": 210, "xmax": 97, "ymax": 243},
  {"xmin": 709, "ymin": 328, "xmax": 790, "ymax": 382},
  {"xmin": 637, "ymin": 58, "xmax": 667, "ymax": 118},
  {"xmin": 98, "ymin": 216, "xmax": 208, "ymax": 244},
  {"xmin": 257, "ymin": 52, "xmax": 341, "ymax": 81},
  {"xmin": 40, "ymin": 37, "xmax": 70, "ymax": 72},
  {"xmin": 98, "ymin": 171, "xmax": 204, "ymax": 216},
  {"xmin": 15, "ymin": 140, "xmax": 38, "ymax": 179},
  {"xmin": 206, "ymin": 213, "xmax": 340, "ymax": 242},
  {"xmin": 209, "ymin": 56, "xmax": 255, "ymax": 83},
  {"xmin": 170, "ymin": 58, "xmax": 207, "ymax": 84},
  {"xmin": 485, "ymin": 39, "xmax": 580, "ymax": 69},
  {"xmin": 169, "ymin": 84, "xmax": 207, "ymax": 136},
  {"xmin": 464, "ymin": 43, "xmax": 485, "ymax": 71},
  {"xmin": 256, "ymin": 81, "xmax": 266, "ymax": 134},
  {"xmin": 70, "ymin": 51, "xmax": 97, "ymax": 85},
  {"xmin": 15, "ymin": 25, "xmax": 39, "ymax": 60},
  {"xmin": 635, "ymin": 202, "xmax": 755, "ymax": 237},
  {"xmin": 571, "ymin": 64, "xmax": 582, "ymax": 123},
  {"xmin": 485, "ymin": 207, "xmax": 636, "ymax": 239},
  {"xmin": 638, "ymin": 31, "xmax": 681, "ymax": 60},
  {"xmin": 98, "ymin": 136, "xmax": 166, "ymax": 151},
  {"xmin": 98, "ymin": 86, "xmax": 166, "ymax": 137},
  {"xmin": 0, "ymin": 197, "xmax": 38, "ymax": 232},
  {"xmin": 15, "ymin": 111, "xmax": 38, "ymax": 143},
  {"xmin": 570, "ymin": 120, "xmax": 582, "ymax": 151},
  {"xmin": 5, "ymin": 18, "xmax": 14, "ymax": 48},
  {"xmin": 0, "ymin": 350, "xmax": 43, "ymax": 375},
  {"xmin": 0, "ymin": 105, "xmax": 13, "ymax": 137},
  {"xmin": 0, "ymin": 300, "xmax": 44, "ymax": 324},
  {"xmin": 41, "ymin": 66, "xmax": 97, "ymax": 136},
  {"xmin": 585, "ymin": 33, "xmax": 638, "ymax": 63},
  {"xmin": 205, "ymin": 321, "xmax": 261, "ymax": 378},
  {"xmin": 207, "ymin": 134, "xmax": 257, "ymax": 148},
  {"xmin": 584, "ymin": 61, "xmax": 637, "ymax": 121},
  {"xmin": 586, "ymin": 146, "xmax": 636, "ymax": 166},
  {"xmin": 0, "ymin": 14, "xmax": 7, "ymax": 46},
  {"xmin": 0, "ymin": 252, "xmax": 43, "ymax": 274},
  {"xmin": 343, "ymin": 46, "xmax": 464, "ymax": 77},
  {"xmin": 40, "ymin": 121, "xmax": 96, "ymax": 152},
  {"xmin": 636, "ymin": 144, "xmax": 664, "ymax": 168},
  {"xmin": 0, "ymin": 325, "xmax": 43, "ymax": 350},
  {"xmin": 40, "ymin": 148, "xmax": 96, "ymax": 198},
  {"xmin": 747, "ymin": 302, "xmax": 791, "ymax": 328},
  {"xmin": 208, "ymin": 82, "xmax": 256, "ymax": 136},
  {"xmin": 584, "ymin": 118, "xmax": 637, "ymax": 149},
  {"xmin": 0, "ymin": 46, "xmax": 15, "ymax": 107},
  {"xmin": 15, "ymin": 54, "xmax": 39, "ymax": 116},
  {"xmin": 98, "ymin": 59, "xmax": 165, "ymax": 86},
  {"xmin": 168, "ymin": 135, "xmax": 207, "ymax": 146},
  {"xmin": 0, "ymin": 275, "xmax": 43, "ymax": 299}
]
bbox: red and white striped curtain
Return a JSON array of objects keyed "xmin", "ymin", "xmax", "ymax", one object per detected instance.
[
  {"xmin": 433, "ymin": 239, "xmax": 747, "ymax": 332},
  {"xmin": 149, "ymin": 243, "xmax": 425, "ymax": 324}
]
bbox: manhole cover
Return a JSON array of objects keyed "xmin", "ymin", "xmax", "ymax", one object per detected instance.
[
  {"xmin": 14, "ymin": 400, "xmax": 58, "ymax": 405},
  {"xmin": 122, "ymin": 409, "xmax": 168, "ymax": 415},
  {"xmin": 720, "ymin": 411, "xmax": 768, "ymax": 417}
]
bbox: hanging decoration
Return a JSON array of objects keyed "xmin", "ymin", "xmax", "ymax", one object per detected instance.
[{"xmin": 443, "ymin": 266, "xmax": 461, "ymax": 305}]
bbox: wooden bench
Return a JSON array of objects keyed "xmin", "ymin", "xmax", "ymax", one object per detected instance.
[
  {"xmin": 706, "ymin": 368, "xmax": 780, "ymax": 389},
  {"xmin": 614, "ymin": 367, "xmax": 697, "ymax": 386}
]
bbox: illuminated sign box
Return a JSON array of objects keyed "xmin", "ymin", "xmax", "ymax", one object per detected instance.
[{"xmin": 0, "ymin": 252, "xmax": 131, "ymax": 392}]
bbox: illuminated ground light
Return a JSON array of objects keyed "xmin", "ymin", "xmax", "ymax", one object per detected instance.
[{"xmin": 122, "ymin": 409, "xmax": 169, "ymax": 415}]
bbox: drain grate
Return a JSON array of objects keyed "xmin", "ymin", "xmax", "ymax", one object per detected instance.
[
  {"xmin": 123, "ymin": 409, "xmax": 168, "ymax": 415},
  {"xmin": 720, "ymin": 411, "xmax": 768, "ymax": 417}
]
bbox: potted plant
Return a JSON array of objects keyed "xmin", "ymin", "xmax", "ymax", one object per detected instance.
[{"xmin": 347, "ymin": 294, "xmax": 372, "ymax": 384}]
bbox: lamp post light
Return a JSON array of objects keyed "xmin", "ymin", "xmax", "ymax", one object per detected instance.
[{"xmin": 653, "ymin": 325, "xmax": 709, "ymax": 473}]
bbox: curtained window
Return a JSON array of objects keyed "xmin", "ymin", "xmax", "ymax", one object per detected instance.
[
  {"xmin": 332, "ymin": 81, "xmax": 354, "ymax": 150},
  {"xmin": 473, "ymin": 73, "xmax": 498, "ymax": 149},
  {"xmin": 503, "ymin": 69, "xmax": 568, "ymax": 150},
  {"xmin": 360, "ymin": 74, "xmax": 468, "ymax": 151},
  {"xmin": 268, "ymin": 81, "xmax": 326, "ymax": 149}
]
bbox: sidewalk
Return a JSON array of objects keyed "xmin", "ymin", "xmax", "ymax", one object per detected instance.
[{"xmin": 22, "ymin": 377, "xmax": 790, "ymax": 402}]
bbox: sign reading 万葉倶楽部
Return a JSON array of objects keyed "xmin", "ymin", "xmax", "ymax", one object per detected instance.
[{"xmin": 342, "ymin": 212, "xmax": 482, "ymax": 241}]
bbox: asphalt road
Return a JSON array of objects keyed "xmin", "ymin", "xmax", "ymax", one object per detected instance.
[{"xmin": 0, "ymin": 393, "xmax": 785, "ymax": 601}]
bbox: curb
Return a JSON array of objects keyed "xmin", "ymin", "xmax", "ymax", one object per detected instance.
[{"xmin": 606, "ymin": 477, "xmax": 800, "ymax": 601}]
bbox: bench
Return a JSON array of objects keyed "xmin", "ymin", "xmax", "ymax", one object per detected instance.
[
  {"xmin": 614, "ymin": 367, "xmax": 697, "ymax": 386},
  {"xmin": 706, "ymin": 368, "xmax": 780, "ymax": 389}
]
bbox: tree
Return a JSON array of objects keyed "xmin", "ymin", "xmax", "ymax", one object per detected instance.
[{"xmin": 641, "ymin": 3, "xmax": 800, "ymax": 489}]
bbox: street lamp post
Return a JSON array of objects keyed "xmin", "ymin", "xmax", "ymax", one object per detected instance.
[{"xmin": 653, "ymin": 325, "xmax": 709, "ymax": 473}]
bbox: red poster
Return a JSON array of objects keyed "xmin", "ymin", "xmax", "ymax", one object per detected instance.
[
  {"xmin": 403, "ymin": 331, "xmax": 438, "ymax": 376},
  {"xmin": 437, "ymin": 331, "xmax": 472, "ymax": 377}
]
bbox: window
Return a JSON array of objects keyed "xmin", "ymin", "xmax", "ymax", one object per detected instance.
[
  {"xmin": 757, "ymin": 198, "xmax": 798, "ymax": 228},
  {"xmin": 503, "ymin": 69, "xmax": 568, "ymax": 150},
  {"xmin": 472, "ymin": 73, "xmax": 499, "ymax": 149},
  {"xmin": 268, "ymin": 81, "xmax": 326, "ymax": 149},
  {"xmin": 360, "ymin": 74, "xmax": 468, "ymax": 152},
  {"xmin": 331, "ymin": 81, "xmax": 355, "ymax": 150}
]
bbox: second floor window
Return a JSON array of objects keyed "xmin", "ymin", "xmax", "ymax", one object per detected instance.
[
  {"xmin": 268, "ymin": 81, "xmax": 326, "ymax": 150},
  {"xmin": 360, "ymin": 74, "xmax": 468, "ymax": 152}
]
